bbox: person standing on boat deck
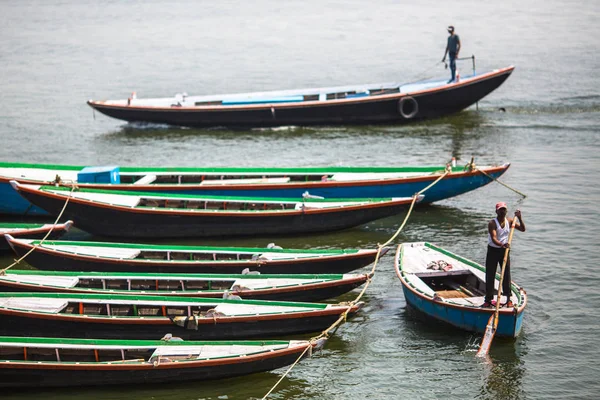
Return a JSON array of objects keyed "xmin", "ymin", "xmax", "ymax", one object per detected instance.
[
  {"xmin": 482, "ymin": 202, "xmax": 526, "ymax": 308},
  {"xmin": 441, "ymin": 26, "xmax": 461, "ymax": 83}
]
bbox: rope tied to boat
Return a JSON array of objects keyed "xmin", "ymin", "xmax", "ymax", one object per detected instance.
[
  {"xmin": 476, "ymin": 166, "xmax": 527, "ymax": 199},
  {"xmin": 261, "ymin": 162, "xmax": 454, "ymax": 399},
  {"xmin": 0, "ymin": 185, "xmax": 76, "ymax": 275}
]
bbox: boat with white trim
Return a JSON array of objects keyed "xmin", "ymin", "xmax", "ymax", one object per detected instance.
[
  {"xmin": 0, "ymin": 161, "xmax": 510, "ymax": 216},
  {"xmin": 87, "ymin": 66, "xmax": 514, "ymax": 128},
  {"xmin": 4, "ymin": 237, "xmax": 385, "ymax": 274},
  {"xmin": 0, "ymin": 336, "xmax": 326, "ymax": 387},
  {"xmin": 0, "ymin": 292, "xmax": 363, "ymax": 340},
  {"xmin": 0, "ymin": 267, "xmax": 371, "ymax": 302},
  {"xmin": 10, "ymin": 182, "xmax": 422, "ymax": 238},
  {"xmin": 395, "ymin": 242, "xmax": 526, "ymax": 337},
  {"xmin": 0, "ymin": 221, "xmax": 72, "ymax": 251}
]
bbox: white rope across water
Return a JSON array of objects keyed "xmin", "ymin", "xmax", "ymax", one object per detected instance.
[{"xmin": 261, "ymin": 165, "xmax": 453, "ymax": 399}]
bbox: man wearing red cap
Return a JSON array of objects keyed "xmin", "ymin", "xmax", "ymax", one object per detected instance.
[{"xmin": 482, "ymin": 202, "xmax": 526, "ymax": 308}]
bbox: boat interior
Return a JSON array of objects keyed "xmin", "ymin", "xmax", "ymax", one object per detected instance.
[
  {"xmin": 137, "ymin": 197, "xmax": 298, "ymax": 210},
  {"xmin": 0, "ymin": 345, "xmax": 154, "ymax": 363},
  {"xmin": 415, "ymin": 270, "xmax": 486, "ymax": 299},
  {"xmin": 0, "ymin": 342, "xmax": 289, "ymax": 364},
  {"xmin": 75, "ymin": 277, "xmax": 234, "ymax": 292}
]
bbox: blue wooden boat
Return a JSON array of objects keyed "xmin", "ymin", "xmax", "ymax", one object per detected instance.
[
  {"xmin": 0, "ymin": 161, "xmax": 509, "ymax": 216},
  {"xmin": 394, "ymin": 242, "xmax": 526, "ymax": 338},
  {"xmin": 86, "ymin": 66, "xmax": 514, "ymax": 128}
]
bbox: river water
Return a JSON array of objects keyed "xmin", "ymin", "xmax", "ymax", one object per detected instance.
[{"xmin": 1, "ymin": 0, "xmax": 599, "ymax": 398}]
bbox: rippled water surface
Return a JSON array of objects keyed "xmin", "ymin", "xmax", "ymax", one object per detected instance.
[{"xmin": 1, "ymin": 0, "xmax": 599, "ymax": 399}]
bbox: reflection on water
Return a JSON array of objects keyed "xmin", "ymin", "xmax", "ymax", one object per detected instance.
[
  {"xmin": 478, "ymin": 338, "xmax": 527, "ymax": 400},
  {"xmin": 103, "ymin": 108, "xmax": 488, "ymax": 141},
  {"xmin": 1, "ymin": 369, "xmax": 313, "ymax": 400}
]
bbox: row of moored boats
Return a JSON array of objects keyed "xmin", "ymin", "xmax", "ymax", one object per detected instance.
[{"xmin": 0, "ymin": 161, "xmax": 526, "ymax": 388}]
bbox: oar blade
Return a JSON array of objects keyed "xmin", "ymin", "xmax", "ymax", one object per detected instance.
[{"xmin": 477, "ymin": 315, "xmax": 497, "ymax": 357}]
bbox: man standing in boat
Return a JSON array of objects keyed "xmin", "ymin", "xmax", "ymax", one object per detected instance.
[
  {"xmin": 442, "ymin": 26, "xmax": 461, "ymax": 83},
  {"xmin": 482, "ymin": 202, "xmax": 526, "ymax": 308}
]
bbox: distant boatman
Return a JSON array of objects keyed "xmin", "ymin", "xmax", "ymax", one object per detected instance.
[
  {"xmin": 441, "ymin": 26, "xmax": 461, "ymax": 83},
  {"xmin": 482, "ymin": 202, "xmax": 526, "ymax": 308}
]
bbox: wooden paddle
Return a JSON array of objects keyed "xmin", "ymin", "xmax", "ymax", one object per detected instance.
[{"xmin": 476, "ymin": 214, "xmax": 519, "ymax": 357}]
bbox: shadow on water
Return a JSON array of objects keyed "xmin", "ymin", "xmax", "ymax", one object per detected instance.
[
  {"xmin": 1, "ymin": 369, "xmax": 312, "ymax": 400},
  {"xmin": 477, "ymin": 339, "xmax": 528, "ymax": 400}
]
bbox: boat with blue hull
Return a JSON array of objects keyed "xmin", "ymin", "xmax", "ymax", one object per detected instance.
[
  {"xmin": 395, "ymin": 242, "xmax": 526, "ymax": 338},
  {"xmin": 86, "ymin": 66, "xmax": 514, "ymax": 128},
  {"xmin": 0, "ymin": 161, "xmax": 509, "ymax": 216}
]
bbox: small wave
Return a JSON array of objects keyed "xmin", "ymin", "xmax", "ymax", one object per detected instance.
[
  {"xmin": 252, "ymin": 125, "xmax": 300, "ymax": 132},
  {"xmin": 557, "ymin": 94, "xmax": 600, "ymax": 101},
  {"xmin": 123, "ymin": 122, "xmax": 187, "ymax": 130}
]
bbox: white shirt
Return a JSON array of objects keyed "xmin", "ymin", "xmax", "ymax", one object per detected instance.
[{"xmin": 488, "ymin": 217, "xmax": 510, "ymax": 248}]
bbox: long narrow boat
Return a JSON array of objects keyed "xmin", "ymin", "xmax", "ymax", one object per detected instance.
[
  {"xmin": 0, "ymin": 269, "xmax": 371, "ymax": 302},
  {"xmin": 10, "ymin": 182, "xmax": 421, "ymax": 238},
  {"xmin": 0, "ymin": 336, "xmax": 326, "ymax": 387},
  {"xmin": 0, "ymin": 292, "xmax": 362, "ymax": 340},
  {"xmin": 0, "ymin": 221, "xmax": 72, "ymax": 251},
  {"xmin": 86, "ymin": 66, "xmax": 514, "ymax": 128},
  {"xmin": 0, "ymin": 161, "xmax": 510, "ymax": 216},
  {"xmin": 395, "ymin": 242, "xmax": 526, "ymax": 337},
  {"xmin": 5, "ymin": 237, "xmax": 385, "ymax": 274}
]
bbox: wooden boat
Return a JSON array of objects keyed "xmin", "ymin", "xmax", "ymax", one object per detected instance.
[
  {"xmin": 4, "ymin": 237, "xmax": 385, "ymax": 275},
  {"xmin": 0, "ymin": 221, "xmax": 72, "ymax": 251},
  {"xmin": 10, "ymin": 182, "xmax": 422, "ymax": 238},
  {"xmin": 86, "ymin": 66, "xmax": 514, "ymax": 128},
  {"xmin": 394, "ymin": 242, "xmax": 526, "ymax": 337},
  {"xmin": 0, "ymin": 292, "xmax": 362, "ymax": 340},
  {"xmin": 0, "ymin": 161, "xmax": 510, "ymax": 216},
  {"xmin": 0, "ymin": 268, "xmax": 371, "ymax": 302},
  {"xmin": 0, "ymin": 336, "xmax": 325, "ymax": 387}
]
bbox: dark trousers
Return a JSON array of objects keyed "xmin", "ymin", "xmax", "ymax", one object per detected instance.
[
  {"xmin": 449, "ymin": 52, "xmax": 457, "ymax": 82},
  {"xmin": 485, "ymin": 245, "xmax": 511, "ymax": 303}
]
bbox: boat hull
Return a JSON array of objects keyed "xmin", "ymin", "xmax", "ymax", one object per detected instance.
[
  {"xmin": 401, "ymin": 284, "xmax": 524, "ymax": 337},
  {"xmin": 0, "ymin": 309, "xmax": 355, "ymax": 340},
  {"xmin": 15, "ymin": 189, "xmax": 414, "ymax": 238},
  {"xmin": 0, "ymin": 222, "xmax": 72, "ymax": 251},
  {"xmin": 7, "ymin": 240, "xmax": 382, "ymax": 275},
  {"xmin": 0, "ymin": 345, "xmax": 308, "ymax": 388},
  {"xmin": 0, "ymin": 164, "xmax": 508, "ymax": 216},
  {"xmin": 87, "ymin": 67, "xmax": 513, "ymax": 128}
]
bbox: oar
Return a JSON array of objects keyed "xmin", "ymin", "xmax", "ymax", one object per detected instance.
[{"xmin": 476, "ymin": 215, "xmax": 519, "ymax": 357}]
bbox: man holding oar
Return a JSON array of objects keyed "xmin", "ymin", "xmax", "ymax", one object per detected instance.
[{"xmin": 481, "ymin": 202, "xmax": 526, "ymax": 308}]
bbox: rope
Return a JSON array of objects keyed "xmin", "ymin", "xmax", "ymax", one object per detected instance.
[
  {"xmin": 0, "ymin": 185, "xmax": 76, "ymax": 275},
  {"xmin": 261, "ymin": 164, "xmax": 453, "ymax": 399},
  {"xmin": 406, "ymin": 61, "xmax": 445, "ymax": 84},
  {"xmin": 472, "ymin": 162, "xmax": 527, "ymax": 199}
]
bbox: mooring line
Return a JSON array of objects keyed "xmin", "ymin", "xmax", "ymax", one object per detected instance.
[
  {"xmin": 261, "ymin": 165, "xmax": 453, "ymax": 399},
  {"xmin": 477, "ymin": 167, "xmax": 527, "ymax": 198},
  {"xmin": 0, "ymin": 184, "xmax": 76, "ymax": 275}
]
